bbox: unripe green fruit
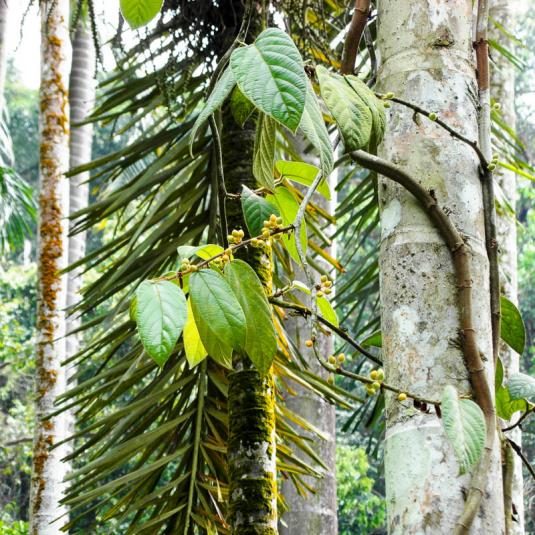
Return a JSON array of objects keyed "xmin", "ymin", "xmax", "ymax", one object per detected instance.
[
  {"xmin": 327, "ymin": 374, "xmax": 335, "ymax": 385},
  {"xmin": 370, "ymin": 370, "xmax": 378, "ymax": 380},
  {"xmin": 305, "ymin": 339, "xmax": 313, "ymax": 347},
  {"xmin": 328, "ymin": 355, "xmax": 336, "ymax": 364},
  {"xmin": 377, "ymin": 369, "xmax": 384, "ymax": 381},
  {"xmin": 383, "ymin": 102, "xmax": 391, "ymax": 109},
  {"xmin": 372, "ymin": 381, "xmax": 381, "ymax": 390},
  {"xmin": 385, "ymin": 92, "xmax": 395, "ymax": 99},
  {"xmin": 337, "ymin": 354, "xmax": 345, "ymax": 363},
  {"xmin": 488, "ymin": 163, "xmax": 496, "ymax": 171},
  {"xmin": 366, "ymin": 386, "xmax": 376, "ymax": 396},
  {"xmin": 398, "ymin": 392, "xmax": 407, "ymax": 401},
  {"xmin": 429, "ymin": 112, "xmax": 437, "ymax": 121}
]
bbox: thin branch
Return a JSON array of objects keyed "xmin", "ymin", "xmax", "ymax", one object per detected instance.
[
  {"xmin": 269, "ymin": 297, "xmax": 382, "ymax": 365},
  {"xmin": 341, "ymin": 0, "xmax": 370, "ymax": 74},
  {"xmin": 158, "ymin": 225, "xmax": 294, "ymax": 282},
  {"xmin": 507, "ymin": 438, "xmax": 535, "ymax": 481},
  {"xmin": 376, "ymin": 93, "xmax": 488, "ymax": 166},
  {"xmin": 1, "ymin": 437, "xmax": 32, "ymax": 448},
  {"xmin": 502, "ymin": 405, "xmax": 535, "ymax": 432}
]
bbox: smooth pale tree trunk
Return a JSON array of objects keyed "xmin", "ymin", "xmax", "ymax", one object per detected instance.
[
  {"xmin": 376, "ymin": 1, "xmax": 504, "ymax": 533},
  {"xmin": 30, "ymin": 1, "xmax": 71, "ymax": 534},
  {"xmin": 280, "ymin": 146, "xmax": 338, "ymax": 535},
  {"xmin": 0, "ymin": 0, "xmax": 8, "ymax": 106},
  {"xmin": 489, "ymin": 1, "xmax": 524, "ymax": 532},
  {"xmin": 67, "ymin": 20, "xmax": 94, "ymax": 378}
]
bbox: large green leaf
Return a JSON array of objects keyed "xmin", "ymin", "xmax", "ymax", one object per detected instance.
[
  {"xmin": 241, "ymin": 185, "xmax": 280, "ymax": 237},
  {"xmin": 230, "ymin": 27, "xmax": 307, "ymax": 132},
  {"xmin": 183, "ymin": 298, "xmax": 208, "ymax": 368},
  {"xmin": 135, "ymin": 281, "xmax": 187, "ymax": 366},
  {"xmin": 316, "ymin": 65, "xmax": 372, "ymax": 151},
  {"xmin": 276, "ymin": 160, "xmax": 330, "ymax": 200},
  {"xmin": 441, "ymin": 385, "xmax": 486, "ymax": 475},
  {"xmin": 230, "ymin": 86, "xmax": 255, "ymax": 127},
  {"xmin": 224, "ymin": 260, "xmax": 277, "ymax": 373},
  {"xmin": 177, "ymin": 244, "xmax": 225, "ymax": 261},
  {"xmin": 298, "ymin": 79, "xmax": 334, "ymax": 178},
  {"xmin": 508, "ymin": 372, "xmax": 535, "ymax": 401},
  {"xmin": 189, "ymin": 67, "xmax": 236, "ymax": 152},
  {"xmin": 120, "ymin": 0, "xmax": 163, "ymax": 28},
  {"xmin": 361, "ymin": 330, "xmax": 382, "ymax": 348},
  {"xmin": 496, "ymin": 385, "xmax": 526, "ymax": 420},
  {"xmin": 500, "ymin": 296, "xmax": 526, "ymax": 354},
  {"xmin": 253, "ymin": 113, "xmax": 277, "ymax": 190},
  {"xmin": 266, "ymin": 186, "xmax": 307, "ymax": 264},
  {"xmin": 189, "ymin": 269, "xmax": 246, "ymax": 368},
  {"xmin": 345, "ymin": 75, "xmax": 386, "ymax": 150}
]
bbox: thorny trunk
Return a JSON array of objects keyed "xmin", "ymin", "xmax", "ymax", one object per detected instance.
[
  {"xmin": 279, "ymin": 145, "xmax": 338, "ymax": 535},
  {"xmin": 30, "ymin": 1, "xmax": 71, "ymax": 534},
  {"xmin": 376, "ymin": 1, "xmax": 504, "ymax": 533},
  {"xmin": 489, "ymin": 0, "xmax": 524, "ymax": 531},
  {"xmin": 0, "ymin": 0, "xmax": 8, "ymax": 106}
]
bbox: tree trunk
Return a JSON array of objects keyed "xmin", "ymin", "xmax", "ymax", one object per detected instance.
[
  {"xmin": 223, "ymin": 108, "xmax": 278, "ymax": 534},
  {"xmin": 489, "ymin": 1, "xmax": 524, "ymax": 532},
  {"xmin": 280, "ymin": 145, "xmax": 338, "ymax": 535},
  {"xmin": 0, "ymin": 0, "xmax": 8, "ymax": 107},
  {"xmin": 376, "ymin": 1, "xmax": 504, "ymax": 533},
  {"xmin": 30, "ymin": 1, "xmax": 71, "ymax": 533},
  {"xmin": 67, "ymin": 19, "xmax": 94, "ymax": 377}
]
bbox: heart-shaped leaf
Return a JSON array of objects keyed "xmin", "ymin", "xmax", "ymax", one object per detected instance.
[
  {"xmin": 120, "ymin": 0, "xmax": 163, "ymax": 28},
  {"xmin": 189, "ymin": 67, "xmax": 236, "ymax": 153},
  {"xmin": 298, "ymin": 79, "xmax": 333, "ymax": 178},
  {"xmin": 224, "ymin": 260, "xmax": 277, "ymax": 373},
  {"xmin": 241, "ymin": 186, "xmax": 280, "ymax": 237},
  {"xmin": 189, "ymin": 269, "xmax": 246, "ymax": 368},
  {"xmin": 230, "ymin": 86, "xmax": 255, "ymax": 127},
  {"xmin": 183, "ymin": 298, "xmax": 208, "ymax": 368},
  {"xmin": 441, "ymin": 385, "xmax": 486, "ymax": 475},
  {"xmin": 500, "ymin": 296, "xmax": 526, "ymax": 355},
  {"xmin": 317, "ymin": 65, "xmax": 373, "ymax": 151},
  {"xmin": 496, "ymin": 385, "xmax": 527, "ymax": 420},
  {"xmin": 135, "ymin": 280, "xmax": 187, "ymax": 366},
  {"xmin": 253, "ymin": 113, "xmax": 277, "ymax": 190},
  {"xmin": 508, "ymin": 372, "xmax": 535, "ymax": 401},
  {"xmin": 230, "ymin": 27, "xmax": 307, "ymax": 132}
]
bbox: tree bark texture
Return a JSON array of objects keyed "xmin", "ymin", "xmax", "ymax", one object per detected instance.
[
  {"xmin": 0, "ymin": 0, "xmax": 8, "ymax": 106},
  {"xmin": 489, "ymin": 1, "xmax": 524, "ymax": 532},
  {"xmin": 30, "ymin": 1, "xmax": 71, "ymax": 533},
  {"xmin": 279, "ymin": 143, "xmax": 338, "ymax": 535},
  {"xmin": 376, "ymin": 2, "xmax": 504, "ymax": 533}
]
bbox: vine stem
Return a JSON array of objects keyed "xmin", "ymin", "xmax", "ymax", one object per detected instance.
[
  {"xmin": 343, "ymin": 150, "xmax": 496, "ymax": 535},
  {"xmin": 501, "ymin": 405, "xmax": 535, "ymax": 432},
  {"xmin": 506, "ymin": 438, "xmax": 535, "ymax": 481},
  {"xmin": 269, "ymin": 298, "xmax": 381, "ymax": 365},
  {"xmin": 341, "ymin": 0, "xmax": 370, "ymax": 74}
]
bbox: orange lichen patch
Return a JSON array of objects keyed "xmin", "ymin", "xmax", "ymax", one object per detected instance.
[{"xmin": 31, "ymin": 432, "xmax": 50, "ymax": 524}]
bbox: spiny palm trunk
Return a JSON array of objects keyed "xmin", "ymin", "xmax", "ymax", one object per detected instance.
[
  {"xmin": 30, "ymin": 1, "xmax": 71, "ymax": 533},
  {"xmin": 223, "ymin": 106, "xmax": 278, "ymax": 534},
  {"xmin": 489, "ymin": 1, "xmax": 524, "ymax": 532},
  {"xmin": 67, "ymin": 20, "xmax": 95, "ymax": 378},
  {"xmin": 377, "ymin": 1, "xmax": 504, "ymax": 532}
]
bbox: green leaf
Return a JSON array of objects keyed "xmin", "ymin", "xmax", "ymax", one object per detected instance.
[
  {"xmin": 441, "ymin": 385, "xmax": 486, "ymax": 475},
  {"xmin": 361, "ymin": 330, "xmax": 382, "ymax": 348},
  {"xmin": 496, "ymin": 385, "xmax": 527, "ymax": 420},
  {"xmin": 224, "ymin": 260, "xmax": 277, "ymax": 373},
  {"xmin": 298, "ymin": 79, "xmax": 334, "ymax": 178},
  {"xmin": 495, "ymin": 356, "xmax": 504, "ymax": 390},
  {"xmin": 120, "ymin": 0, "xmax": 163, "ymax": 28},
  {"xmin": 177, "ymin": 244, "xmax": 224, "ymax": 261},
  {"xmin": 241, "ymin": 185, "xmax": 280, "ymax": 236},
  {"xmin": 266, "ymin": 187, "xmax": 307, "ymax": 264},
  {"xmin": 316, "ymin": 65, "xmax": 372, "ymax": 151},
  {"xmin": 230, "ymin": 86, "xmax": 255, "ymax": 127},
  {"xmin": 189, "ymin": 67, "xmax": 236, "ymax": 153},
  {"xmin": 508, "ymin": 372, "xmax": 535, "ymax": 401},
  {"xmin": 345, "ymin": 75, "xmax": 386, "ymax": 150},
  {"xmin": 183, "ymin": 298, "xmax": 208, "ymax": 368},
  {"xmin": 230, "ymin": 27, "xmax": 307, "ymax": 132},
  {"xmin": 291, "ymin": 280, "xmax": 310, "ymax": 294},
  {"xmin": 135, "ymin": 281, "xmax": 187, "ymax": 366},
  {"xmin": 253, "ymin": 113, "xmax": 277, "ymax": 190},
  {"xmin": 189, "ymin": 269, "xmax": 246, "ymax": 368},
  {"xmin": 500, "ymin": 296, "xmax": 526, "ymax": 354},
  {"xmin": 317, "ymin": 297, "xmax": 338, "ymax": 327},
  {"xmin": 276, "ymin": 160, "xmax": 329, "ymax": 200}
]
